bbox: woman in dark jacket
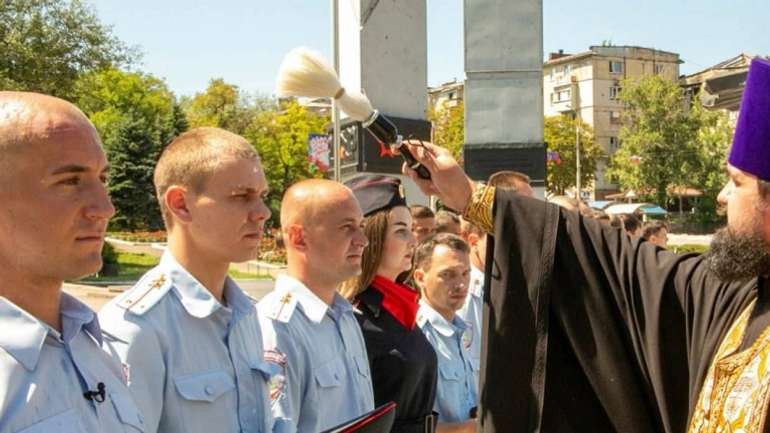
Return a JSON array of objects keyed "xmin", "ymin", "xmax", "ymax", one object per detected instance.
[{"xmin": 341, "ymin": 175, "xmax": 438, "ymax": 433}]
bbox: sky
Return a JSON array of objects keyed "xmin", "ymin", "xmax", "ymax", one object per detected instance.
[{"xmin": 91, "ymin": 0, "xmax": 769, "ymax": 98}]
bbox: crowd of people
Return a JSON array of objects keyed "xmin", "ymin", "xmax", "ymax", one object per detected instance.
[{"xmin": 1, "ymin": 57, "xmax": 770, "ymax": 433}]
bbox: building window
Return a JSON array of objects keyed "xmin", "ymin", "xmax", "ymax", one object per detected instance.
[
  {"xmin": 609, "ymin": 61, "xmax": 624, "ymax": 74},
  {"xmin": 564, "ymin": 64, "xmax": 572, "ymax": 75},
  {"xmin": 552, "ymin": 85, "xmax": 571, "ymax": 104},
  {"xmin": 609, "ymin": 86, "xmax": 622, "ymax": 100},
  {"xmin": 655, "ymin": 64, "xmax": 665, "ymax": 75},
  {"xmin": 609, "ymin": 136, "xmax": 620, "ymax": 151},
  {"xmin": 610, "ymin": 111, "xmax": 621, "ymax": 123},
  {"xmin": 448, "ymin": 91, "xmax": 456, "ymax": 100}
]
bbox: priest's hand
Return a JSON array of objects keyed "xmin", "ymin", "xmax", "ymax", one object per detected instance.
[{"xmin": 401, "ymin": 140, "xmax": 475, "ymax": 213}]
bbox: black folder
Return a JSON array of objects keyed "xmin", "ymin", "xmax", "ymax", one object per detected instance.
[{"xmin": 320, "ymin": 401, "xmax": 397, "ymax": 433}]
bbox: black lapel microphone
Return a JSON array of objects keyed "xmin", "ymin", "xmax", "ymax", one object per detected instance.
[{"xmin": 83, "ymin": 382, "xmax": 106, "ymax": 403}]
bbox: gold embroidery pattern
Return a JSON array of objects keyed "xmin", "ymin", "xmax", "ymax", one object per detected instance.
[
  {"xmin": 688, "ymin": 300, "xmax": 770, "ymax": 433},
  {"xmin": 462, "ymin": 184, "xmax": 495, "ymax": 235}
]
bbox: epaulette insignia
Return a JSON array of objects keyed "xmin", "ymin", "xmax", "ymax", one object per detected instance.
[
  {"xmin": 268, "ymin": 292, "xmax": 298, "ymax": 323},
  {"xmin": 116, "ymin": 271, "xmax": 172, "ymax": 315}
]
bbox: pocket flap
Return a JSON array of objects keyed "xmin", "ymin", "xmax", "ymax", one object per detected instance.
[
  {"xmin": 353, "ymin": 355, "xmax": 370, "ymax": 378},
  {"xmin": 16, "ymin": 409, "xmax": 83, "ymax": 433},
  {"xmin": 250, "ymin": 359, "xmax": 281, "ymax": 380},
  {"xmin": 313, "ymin": 360, "xmax": 342, "ymax": 388},
  {"xmin": 110, "ymin": 392, "xmax": 146, "ymax": 431},
  {"xmin": 439, "ymin": 363, "xmax": 463, "ymax": 381},
  {"xmin": 174, "ymin": 370, "xmax": 235, "ymax": 402}
]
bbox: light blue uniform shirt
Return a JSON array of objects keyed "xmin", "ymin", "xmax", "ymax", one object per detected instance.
[
  {"xmin": 258, "ymin": 275, "xmax": 374, "ymax": 433},
  {"xmin": 456, "ymin": 265, "xmax": 484, "ymax": 387},
  {"xmin": 417, "ymin": 302, "xmax": 478, "ymax": 424},
  {"xmin": 0, "ymin": 294, "xmax": 145, "ymax": 433},
  {"xmin": 99, "ymin": 252, "xmax": 274, "ymax": 433}
]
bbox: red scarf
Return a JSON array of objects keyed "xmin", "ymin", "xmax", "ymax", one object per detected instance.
[{"xmin": 370, "ymin": 275, "xmax": 420, "ymax": 330}]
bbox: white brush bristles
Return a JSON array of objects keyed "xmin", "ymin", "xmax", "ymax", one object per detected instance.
[
  {"xmin": 276, "ymin": 47, "xmax": 375, "ymax": 121},
  {"xmin": 276, "ymin": 47, "xmax": 342, "ymax": 98},
  {"xmin": 337, "ymin": 89, "xmax": 375, "ymax": 122}
]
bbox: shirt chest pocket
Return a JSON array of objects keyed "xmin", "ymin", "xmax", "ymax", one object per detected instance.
[
  {"xmin": 16, "ymin": 409, "xmax": 83, "ymax": 433},
  {"xmin": 174, "ymin": 370, "xmax": 235, "ymax": 403},
  {"xmin": 439, "ymin": 363, "xmax": 464, "ymax": 382},
  {"xmin": 314, "ymin": 358, "xmax": 344, "ymax": 389},
  {"xmin": 110, "ymin": 392, "xmax": 146, "ymax": 432}
]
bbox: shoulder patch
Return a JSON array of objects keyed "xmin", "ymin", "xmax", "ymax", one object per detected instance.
[
  {"xmin": 264, "ymin": 291, "xmax": 298, "ymax": 323},
  {"xmin": 116, "ymin": 270, "xmax": 172, "ymax": 315}
]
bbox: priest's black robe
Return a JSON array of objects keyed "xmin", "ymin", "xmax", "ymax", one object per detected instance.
[{"xmin": 478, "ymin": 190, "xmax": 768, "ymax": 433}]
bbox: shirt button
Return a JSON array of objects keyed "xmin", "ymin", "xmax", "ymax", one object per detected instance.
[{"xmin": 205, "ymin": 385, "xmax": 215, "ymax": 395}]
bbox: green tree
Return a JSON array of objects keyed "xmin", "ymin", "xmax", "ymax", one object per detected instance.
[
  {"xmin": 244, "ymin": 101, "xmax": 329, "ymax": 222},
  {"xmin": 0, "ymin": 0, "xmax": 136, "ymax": 99},
  {"xmin": 428, "ymin": 101, "xmax": 465, "ymax": 161},
  {"xmin": 606, "ymin": 75, "xmax": 701, "ymax": 206},
  {"xmin": 74, "ymin": 68, "xmax": 185, "ymax": 230},
  {"xmin": 544, "ymin": 115, "xmax": 603, "ymax": 195},
  {"xmin": 183, "ymin": 78, "xmax": 261, "ymax": 135},
  {"xmin": 690, "ymin": 103, "xmax": 733, "ymax": 222}
]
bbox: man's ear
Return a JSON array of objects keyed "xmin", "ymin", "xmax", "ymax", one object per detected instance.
[
  {"xmin": 413, "ymin": 267, "xmax": 426, "ymax": 291},
  {"xmin": 165, "ymin": 186, "xmax": 192, "ymax": 224},
  {"xmin": 467, "ymin": 232, "xmax": 480, "ymax": 248},
  {"xmin": 285, "ymin": 224, "xmax": 307, "ymax": 251}
]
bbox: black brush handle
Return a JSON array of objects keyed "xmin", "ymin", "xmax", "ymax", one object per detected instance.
[{"xmin": 364, "ymin": 112, "xmax": 431, "ymax": 180}]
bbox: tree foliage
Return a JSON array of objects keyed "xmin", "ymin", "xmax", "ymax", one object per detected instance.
[
  {"xmin": 428, "ymin": 101, "xmax": 465, "ymax": 161},
  {"xmin": 606, "ymin": 75, "xmax": 702, "ymax": 205},
  {"xmin": 0, "ymin": 0, "xmax": 136, "ymax": 99},
  {"xmin": 182, "ymin": 78, "xmax": 266, "ymax": 135},
  {"xmin": 606, "ymin": 75, "xmax": 733, "ymax": 218},
  {"xmin": 544, "ymin": 115, "xmax": 603, "ymax": 195},
  {"xmin": 244, "ymin": 100, "xmax": 330, "ymax": 224},
  {"xmin": 75, "ymin": 68, "xmax": 186, "ymax": 230}
]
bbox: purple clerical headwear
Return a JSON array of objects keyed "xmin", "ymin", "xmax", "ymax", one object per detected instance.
[{"xmin": 728, "ymin": 58, "xmax": 770, "ymax": 181}]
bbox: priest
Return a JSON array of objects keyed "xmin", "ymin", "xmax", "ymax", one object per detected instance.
[{"xmin": 401, "ymin": 57, "xmax": 770, "ymax": 433}]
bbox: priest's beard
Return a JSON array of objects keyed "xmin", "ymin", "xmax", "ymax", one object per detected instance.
[{"xmin": 706, "ymin": 212, "xmax": 770, "ymax": 282}]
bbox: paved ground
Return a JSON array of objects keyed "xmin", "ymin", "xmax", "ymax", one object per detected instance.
[{"xmin": 65, "ymin": 279, "xmax": 276, "ymax": 311}]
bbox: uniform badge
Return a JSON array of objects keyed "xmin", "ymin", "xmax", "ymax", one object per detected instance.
[
  {"xmin": 462, "ymin": 322, "xmax": 474, "ymax": 350},
  {"xmin": 122, "ymin": 363, "xmax": 131, "ymax": 386},
  {"xmin": 264, "ymin": 349, "xmax": 288, "ymax": 402}
]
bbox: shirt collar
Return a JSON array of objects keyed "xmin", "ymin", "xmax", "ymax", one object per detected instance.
[
  {"xmin": 469, "ymin": 265, "xmax": 485, "ymax": 298},
  {"xmin": 162, "ymin": 252, "xmax": 246, "ymax": 319},
  {"xmin": 0, "ymin": 293, "xmax": 101, "ymax": 371},
  {"xmin": 274, "ymin": 274, "xmax": 351, "ymax": 324},
  {"xmin": 60, "ymin": 292, "xmax": 102, "ymax": 345},
  {"xmin": 418, "ymin": 301, "xmax": 466, "ymax": 337}
]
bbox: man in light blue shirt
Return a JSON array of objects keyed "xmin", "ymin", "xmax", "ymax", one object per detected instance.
[
  {"xmin": 99, "ymin": 127, "xmax": 274, "ymax": 433},
  {"xmin": 414, "ymin": 234, "xmax": 477, "ymax": 433},
  {"xmin": 0, "ymin": 92, "xmax": 142, "ymax": 433},
  {"xmin": 457, "ymin": 219, "xmax": 487, "ymax": 387},
  {"xmin": 259, "ymin": 180, "xmax": 374, "ymax": 433}
]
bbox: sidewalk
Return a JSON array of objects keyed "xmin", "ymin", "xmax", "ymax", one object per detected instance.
[{"xmin": 106, "ymin": 237, "xmax": 287, "ymax": 279}]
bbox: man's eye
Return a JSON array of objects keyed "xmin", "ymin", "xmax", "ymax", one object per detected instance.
[{"xmin": 60, "ymin": 177, "xmax": 81, "ymax": 186}]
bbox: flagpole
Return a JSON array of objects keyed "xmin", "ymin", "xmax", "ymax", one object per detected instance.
[{"xmin": 331, "ymin": 0, "xmax": 342, "ymax": 182}]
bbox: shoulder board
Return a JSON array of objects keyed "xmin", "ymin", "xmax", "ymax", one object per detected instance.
[
  {"xmin": 263, "ymin": 291, "xmax": 298, "ymax": 323},
  {"xmin": 115, "ymin": 267, "xmax": 172, "ymax": 316}
]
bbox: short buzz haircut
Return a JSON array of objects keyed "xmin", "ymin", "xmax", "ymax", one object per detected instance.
[
  {"xmin": 410, "ymin": 204, "xmax": 435, "ymax": 220},
  {"xmin": 154, "ymin": 127, "xmax": 259, "ymax": 227},
  {"xmin": 488, "ymin": 170, "xmax": 531, "ymax": 189},
  {"xmin": 434, "ymin": 209, "xmax": 461, "ymax": 234},
  {"xmin": 414, "ymin": 233, "xmax": 470, "ymax": 271},
  {"xmin": 642, "ymin": 220, "xmax": 668, "ymax": 240}
]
